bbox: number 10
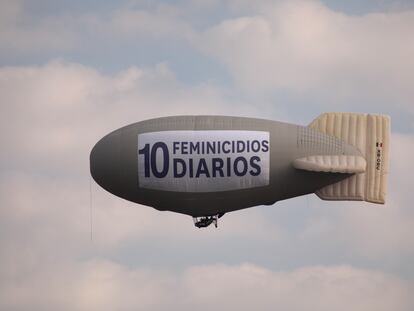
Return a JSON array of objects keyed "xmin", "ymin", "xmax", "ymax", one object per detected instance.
[{"xmin": 138, "ymin": 142, "xmax": 169, "ymax": 178}]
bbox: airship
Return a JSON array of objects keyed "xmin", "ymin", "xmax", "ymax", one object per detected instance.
[{"xmin": 90, "ymin": 112, "xmax": 390, "ymax": 228}]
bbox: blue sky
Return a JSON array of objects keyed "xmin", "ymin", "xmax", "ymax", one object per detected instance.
[{"xmin": 1, "ymin": 0, "xmax": 414, "ymax": 310}]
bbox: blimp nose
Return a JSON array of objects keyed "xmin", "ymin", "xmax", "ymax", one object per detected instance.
[{"xmin": 90, "ymin": 133, "xmax": 122, "ymax": 194}]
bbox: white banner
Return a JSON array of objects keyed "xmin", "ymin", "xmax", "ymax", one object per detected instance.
[{"xmin": 138, "ymin": 131, "xmax": 270, "ymax": 192}]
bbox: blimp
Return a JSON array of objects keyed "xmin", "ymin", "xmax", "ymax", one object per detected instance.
[{"xmin": 90, "ymin": 112, "xmax": 390, "ymax": 228}]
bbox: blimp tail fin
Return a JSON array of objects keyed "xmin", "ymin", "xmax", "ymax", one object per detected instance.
[
  {"xmin": 308, "ymin": 112, "xmax": 390, "ymax": 204},
  {"xmin": 293, "ymin": 155, "xmax": 366, "ymax": 174}
]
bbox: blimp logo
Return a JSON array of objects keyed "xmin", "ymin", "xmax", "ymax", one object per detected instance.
[{"xmin": 138, "ymin": 131, "xmax": 270, "ymax": 192}]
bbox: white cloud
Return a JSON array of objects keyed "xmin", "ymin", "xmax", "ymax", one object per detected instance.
[
  {"xmin": 1, "ymin": 1, "xmax": 414, "ymax": 308},
  {"xmin": 338, "ymin": 133, "xmax": 414, "ymax": 256},
  {"xmin": 0, "ymin": 61, "xmax": 289, "ymax": 311},
  {"xmin": 0, "ymin": 1, "xmax": 194, "ymax": 55},
  {"xmin": 0, "ymin": 60, "xmax": 277, "ymax": 258},
  {"xmin": 195, "ymin": 0, "xmax": 414, "ymax": 112},
  {"xmin": 0, "ymin": 61, "xmax": 237, "ymax": 173},
  {"xmin": 3, "ymin": 0, "xmax": 413, "ymax": 122},
  {"xmin": 0, "ymin": 1, "xmax": 77, "ymax": 53},
  {"xmin": 1, "ymin": 60, "xmax": 413, "ymax": 268},
  {"xmin": 0, "ymin": 261, "xmax": 412, "ymax": 311},
  {"xmin": 296, "ymin": 132, "xmax": 414, "ymax": 258}
]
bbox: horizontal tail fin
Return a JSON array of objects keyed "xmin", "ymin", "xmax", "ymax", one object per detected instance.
[
  {"xmin": 293, "ymin": 155, "xmax": 366, "ymax": 174},
  {"xmin": 309, "ymin": 112, "xmax": 390, "ymax": 204}
]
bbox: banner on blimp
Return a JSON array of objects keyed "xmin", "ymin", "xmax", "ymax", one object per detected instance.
[{"xmin": 138, "ymin": 131, "xmax": 270, "ymax": 192}]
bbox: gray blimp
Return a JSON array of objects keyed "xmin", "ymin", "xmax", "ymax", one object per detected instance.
[{"xmin": 90, "ymin": 112, "xmax": 390, "ymax": 228}]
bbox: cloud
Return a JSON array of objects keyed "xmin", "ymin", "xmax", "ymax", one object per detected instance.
[
  {"xmin": 0, "ymin": 61, "xmax": 237, "ymax": 174},
  {"xmin": 0, "ymin": 0, "xmax": 77, "ymax": 53},
  {"xmin": 0, "ymin": 1, "xmax": 194, "ymax": 56},
  {"xmin": 195, "ymin": 0, "xmax": 414, "ymax": 113},
  {"xmin": 337, "ymin": 133, "xmax": 414, "ymax": 256},
  {"xmin": 0, "ymin": 60, "xmax": 277, "ymax": 257},
  {"xmin": 3, "ymin": 0, "xmax": 413, "ymax": 127},
  {"xmin": 1, "ymin": 1, "xmax": 414, "ymax": 309},
  {"xmin": 1, "ymin": 261, "xmax": 412, "ymax": 311},
  {"xmin": 293, "ymin": 132, "xmax": 414, "ymax": 260},
  {"xmin": 1, "ymin": 60, "xmax": 413, "ymax": 261},
  {"xmin": 0, "ymin": 61, "xmax": 288, "ymax": 311}
]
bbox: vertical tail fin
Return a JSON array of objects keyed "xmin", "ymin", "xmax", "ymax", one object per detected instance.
[{"xmin": 309, "ymin": 113, "xmax": 390, "ymax": 204}]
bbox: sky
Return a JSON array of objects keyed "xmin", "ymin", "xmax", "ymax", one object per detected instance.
[{"xmin": 1, "ymin": 0, "xmax": 414, "ymax": 310}]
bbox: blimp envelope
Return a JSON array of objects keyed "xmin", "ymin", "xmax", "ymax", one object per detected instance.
[{"xmin": 90, "ymin": 112, "xmax": 390, "ymax": 221}]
